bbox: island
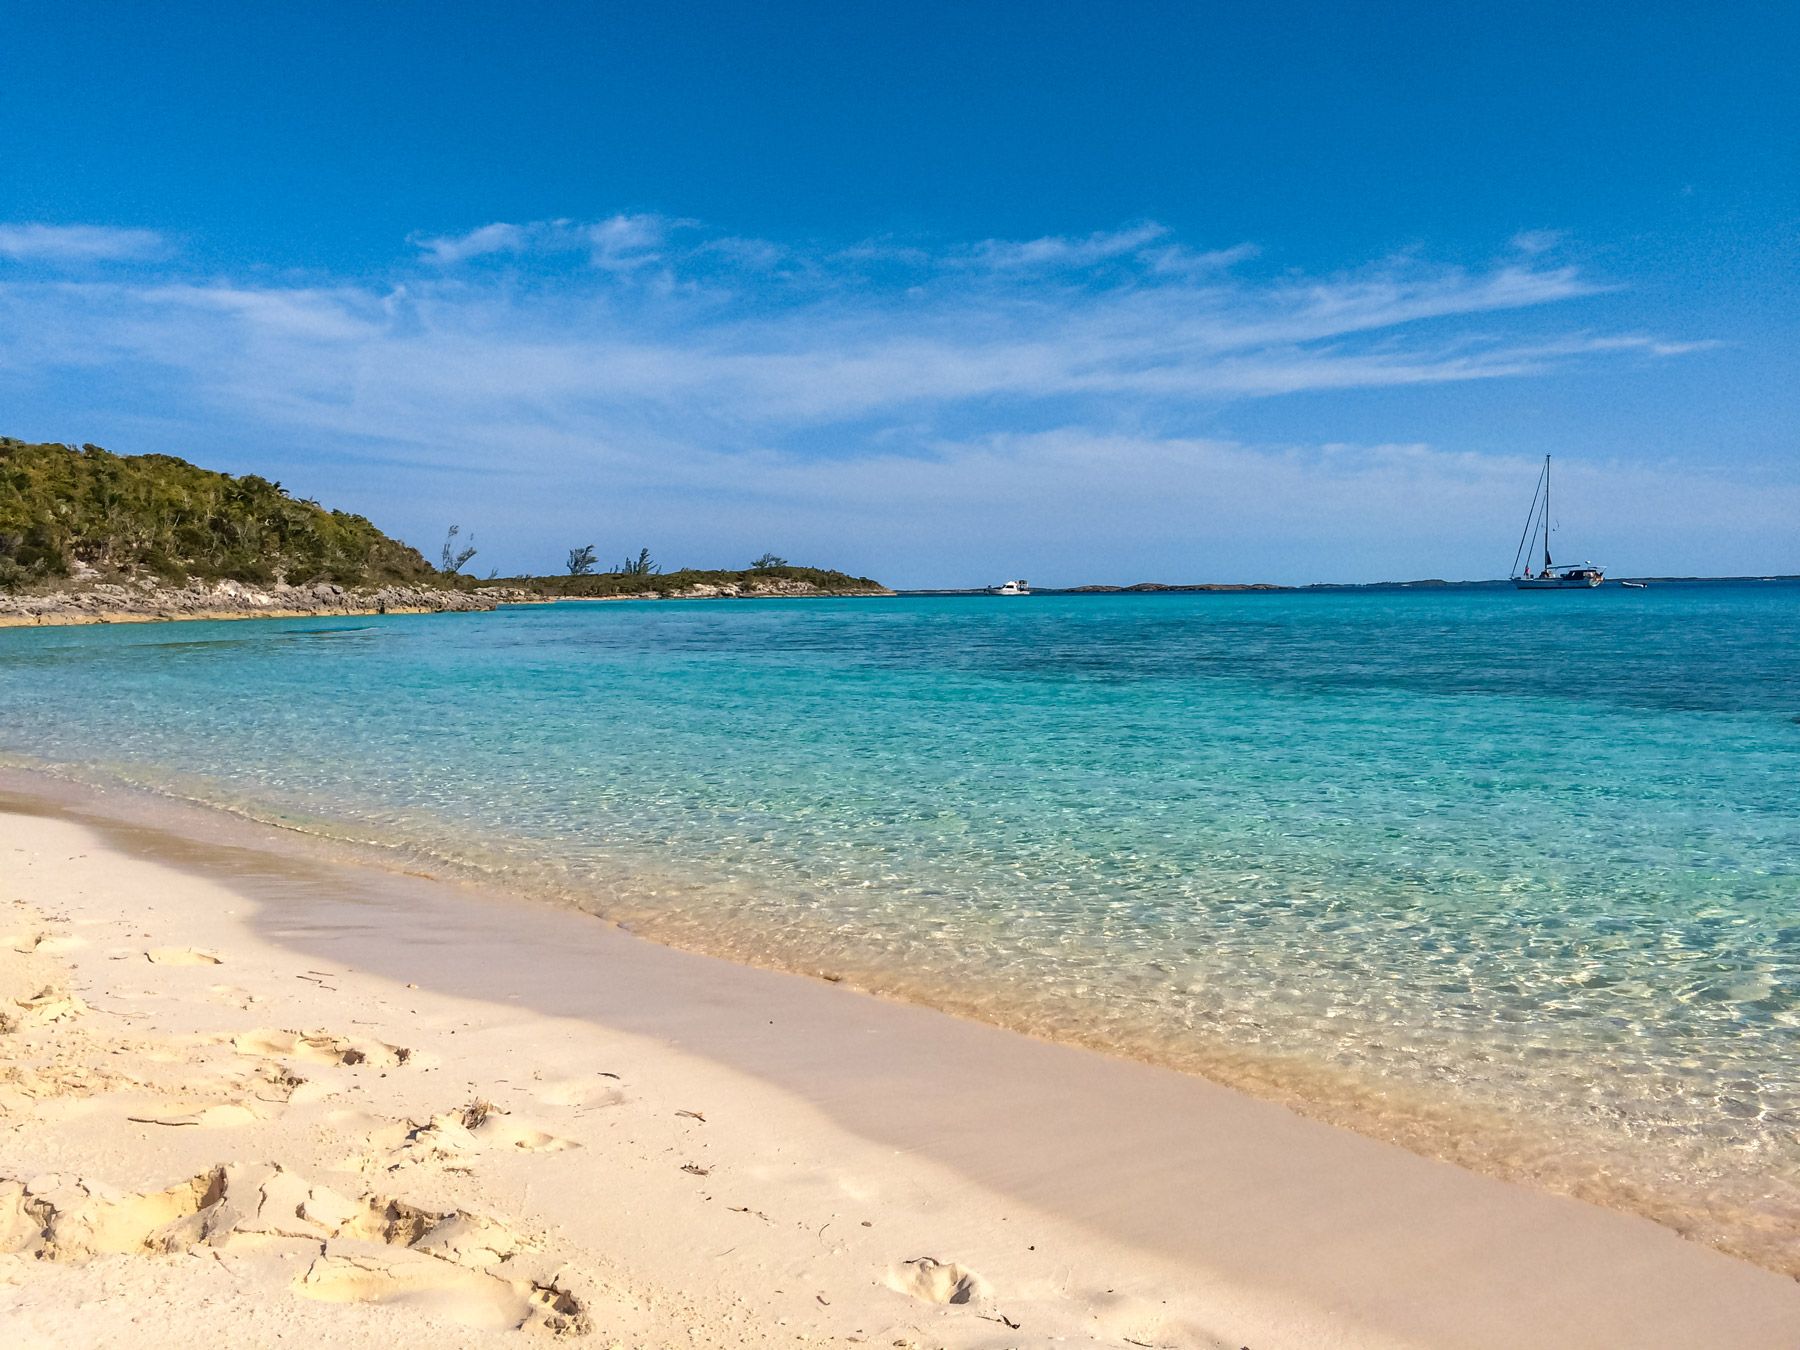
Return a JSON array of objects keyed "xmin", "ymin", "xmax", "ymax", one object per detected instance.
[{"xmin": 0, "ymin": 438, "xmax": 890, "ymax": 626}]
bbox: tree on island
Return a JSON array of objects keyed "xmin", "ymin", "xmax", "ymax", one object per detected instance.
[
  {"xmin": 750, "ymin": 552, "xmax": 787, "ymax": 570},
  {"xmin": 440, "ymin": 524, "xmax": 477, "ymax": 575},
  {"xmin": 566, "ymin": 544, "xmax": 597, "ymax": 576},
  {"xmin": 616, "ymin": 547, "xmax": 660, "ymax": 577}
]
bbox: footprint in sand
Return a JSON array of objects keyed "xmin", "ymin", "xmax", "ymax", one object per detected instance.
[
  {"xmin": 1, "ymin": 985, "xmax": 88, "ymax": 1032},
  {"xmin": 379, "ymin": 1100, "xmax": 579, "ymax": 1169},
  {"xmin": 233, "ymin": 1027, "xmax": 411, "ymax": 1069},
  {"xmin": 298, "ymin": 1242, "xmax": 588, "ymax": 1336},
  {"xmin": 886, "ymin": 1256, "xmax": 990, "ymax": 1306},
  {"xmin": 0, "ymin": 1168, "xmax": 229, "ymax": 1260},
  {"xmin": 1, "ymin": 1164, "xmax": 590, "ymax": 1336},
  {"xmin": 457, "ymin": 1100, "xmax": 578, "ymax": 1154},
  {"xmin": 298, "ymin": 1245, "xmax": 537, "ymax": 1330},
  {"xmin": 242, "ymin": 1060, "xmax": 329, "ymax": 1107},
  {"xmin": 144, "ymin": 947, "xmax": 222, "ymax": 966},
  {"xmin": 300, "ymin": 1197, "xmax": 588, "ymax": 1333}
]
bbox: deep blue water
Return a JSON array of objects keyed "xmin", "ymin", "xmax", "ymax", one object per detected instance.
[{"xmin": 3, "ymin": 584, "xmax": 1796, "ymax": 1259}]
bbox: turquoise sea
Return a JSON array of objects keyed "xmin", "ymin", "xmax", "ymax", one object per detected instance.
[{"xmin": 3, "ymin": 585, "xmax": 1797, "ymax": 1266}]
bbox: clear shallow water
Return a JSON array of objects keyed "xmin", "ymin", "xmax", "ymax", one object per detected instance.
[{"xmin": 3, "ymin": 587, "xmax": 1798, "ymax": 1266}]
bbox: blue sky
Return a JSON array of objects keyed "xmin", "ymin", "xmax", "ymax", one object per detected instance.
[{"xmin": 2, "ymin": 2, "xmax": 1795, "ymax": 584}]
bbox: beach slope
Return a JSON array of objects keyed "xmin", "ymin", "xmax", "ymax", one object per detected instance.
[{"xmin": 1, "ymin": 789, "xmax": 1796, "ymax": 1349}]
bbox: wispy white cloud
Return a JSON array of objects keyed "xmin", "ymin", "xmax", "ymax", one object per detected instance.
[
  {"xmin": 829, "ymin": 238, "xmax": 933, "ymax": 268},
  {"xmin": 0, "ymin": 234, "xmax": 1653, "ymax": 434},
  {"xmin": 1510, "ymin": 229, "xmax": 1564, "ymax": 256},
  {"xmin": 1143, "ymin": 240, "xmax": 1261, "ymax": 276},
  {"xmin": 411, "ymin": 213, "xmax": 677, "ymax": 270},
  {"xmin": 963, "ymin": 222, "xmax": 1170, "ymax": 270},
  {"xmin": 0, "ymin": 215, "xmax": 1761, "ymax": 582},
  {"xmin": 583, "ymin": 213, "xmax": 674, "ymax": 270},
  {"xmin": 408, "ymin": 217, "xmax": 1257, "ymax": 284},
  {"xmin": 409, "ymin": 221, "xmax": 533, "ymax": 264},
  {"xmin": 0, "ymin": 223, "xmax": 165, "ymax": 264}
]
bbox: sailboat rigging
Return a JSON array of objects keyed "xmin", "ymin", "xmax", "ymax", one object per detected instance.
[{"xmin": 1510, "ymin": 455, "xmax": 1603, "ymax": 589}]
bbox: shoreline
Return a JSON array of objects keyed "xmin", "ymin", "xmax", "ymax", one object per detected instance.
[
  {"xmin": 2, "ymin": 770, "xmax": 1797, "ymax": 1346},
  {"xmin": 0, "ymin": 605, "xmax": 492, "ymax": 629},
  {"xmin": 4, "ymin": 756, "xmax": 1794, "ymax": 1281},
  {"xmin": 0, "ymin": 579, "xmax": 526, "ymax": 628},
  {"xmin": 0, "ymin": 581, "xmax": 894, "ymax": 627}
]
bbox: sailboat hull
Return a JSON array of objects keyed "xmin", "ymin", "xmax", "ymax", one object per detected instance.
[{"xmin": 1512, "ymin": 575, "xmax": 1603, "ymax": 589}]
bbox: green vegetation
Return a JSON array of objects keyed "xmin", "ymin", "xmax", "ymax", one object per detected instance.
[
  {"xmin": 497, "ymin": 564, "xmax": 887, "ymax": 598},
  {"xmin": 615, "ymin": 547, "xmax": 660, "ymax": 577},
  {"xmin": 0, "ymin": 436, "xmax": 888, "ymax": 600},
  {"xmin": 440, "ymin": 524, "xmax": 478, "ymax": 575},
  {"xmin": 0, "ymin": 438, "xmax": 440, "ymax": 590}
]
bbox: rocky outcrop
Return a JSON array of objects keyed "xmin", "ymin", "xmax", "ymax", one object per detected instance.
[
  {"xmin": 553, "ymin": 578, "xmax": 894, "ymax": 601},
  {"xmin": 0, "ymin": 579, "xmax": 540, "ymax": 627},
  {"xmin": 655, "ymin": 577, "xmax": 892, "ymax": 599},
  {"xmin": 504, "ymin": 565, "xmax": 894, "ymax": 601}
]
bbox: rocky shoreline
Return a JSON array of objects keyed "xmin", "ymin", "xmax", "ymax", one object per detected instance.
[
  {"xmin": 0, "ymin": 579, "xmax": 534, "ymax": 627},
  {"xmin": 0, "ymin": 575, "xmax": 892, "ymax": 626},
  {"xmin": 566, "ymin": 577, "xmax": 895, "ymax": 600}
]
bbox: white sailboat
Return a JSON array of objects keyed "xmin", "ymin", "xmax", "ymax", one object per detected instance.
[{"xmin": 1510, "ymin": 456, "xmax": 1603, "ymax": 589}]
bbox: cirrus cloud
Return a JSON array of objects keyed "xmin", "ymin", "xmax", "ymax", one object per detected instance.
[
  {"xmin": 0, "ymin": 223, "xmax": 165, "ymax": 264},
  {"xmin": 0, "ymin": 213, "xmax": 1766, "ymax": 583},
  {"xmin": 409, "ymin": 213, "xmax": 679, "ymax": 270}
]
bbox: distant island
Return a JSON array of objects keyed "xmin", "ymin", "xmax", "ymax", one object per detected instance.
[
  {"xmin": 904, "ymin": 575, "xmax": 1797, "ymax": 597},
  {"xmin": 494, "ymin": 566, "xmax": 891, "ymax": 601},
  {"xmin": 0, "ymin": 438, "xmax": 890, "ymax": 626}
]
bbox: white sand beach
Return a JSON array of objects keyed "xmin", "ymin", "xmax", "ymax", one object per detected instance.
[{"xmin": 2, "ymin": 777, "xmax": 1797, "ymax": 1349}]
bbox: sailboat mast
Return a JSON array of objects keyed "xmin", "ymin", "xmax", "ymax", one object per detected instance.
[{"xmin": 1543, "ymin": 454, "xmax": 1552, "ymax": 571}]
